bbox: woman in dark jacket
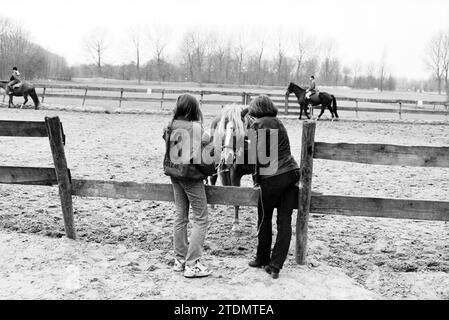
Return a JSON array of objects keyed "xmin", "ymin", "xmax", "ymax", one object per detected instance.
[{"xmin": 248, "ymin": 95, "xmax": 300, "ymax": 279}]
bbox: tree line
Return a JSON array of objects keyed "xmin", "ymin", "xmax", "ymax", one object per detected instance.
[
  {"xmin": 0, "ymin": 17, "xmax": 403, "ymax": 91},
  {"xmin": 0, "ymin": 17, "xmax": 71, "ymax": 81},
  {"xmin": 426, "ymin": 30, "xmax": 449, "ymax": 97},
  {"xmin": 74, "ymin": 27, "xmax": 397, "ymax": 90}
]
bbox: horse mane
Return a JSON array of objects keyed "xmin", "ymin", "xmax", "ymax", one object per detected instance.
[
  {"xmin": 289, "ymin": 82, "xmax": 305, "ymax": 91},
  {"xmin": 214, "ymin": 104, "xmax": 247, "ymax": 149}
]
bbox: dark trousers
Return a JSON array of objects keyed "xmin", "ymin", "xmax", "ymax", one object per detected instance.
[{"xmin": 256, "ymin": 169, "xmax": 300, "ymax": 270}]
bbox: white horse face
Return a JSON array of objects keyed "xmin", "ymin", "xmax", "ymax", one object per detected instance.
[{"xmin": 222, "ymin": 121, "xmax": 235, "ymax": 165}]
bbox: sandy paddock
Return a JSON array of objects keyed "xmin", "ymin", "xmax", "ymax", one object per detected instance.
[{"xmin": 0, "ymin": 107, "xmax": 448, "ymax": 299}]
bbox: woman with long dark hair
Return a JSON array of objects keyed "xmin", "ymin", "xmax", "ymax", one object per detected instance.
[{"xmin": 163, "ymin": 94, "xmax": 212, "ymax": 278}]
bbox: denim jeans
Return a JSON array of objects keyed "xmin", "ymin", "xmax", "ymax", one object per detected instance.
[
  {"xmin": 255, "ymin": 169, "xmax": 300, "ymax": 270},
  {"xmin": 171, "ymin": 177, "xmax": 209, "ymax": 266}
]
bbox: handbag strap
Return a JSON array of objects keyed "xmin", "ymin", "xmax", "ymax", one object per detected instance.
[{"xmin": 164, "ymin": 119, "xmax": 175, "ymax": 158}]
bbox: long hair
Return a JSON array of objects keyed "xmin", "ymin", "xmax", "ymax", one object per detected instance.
[
  {"xmin": 248, "ymin": 95, "xmax": 278, "ymax": 118},
  {"xmin": 172, "ymin": 94, "xmax": 203, "ymax": 122},
  {"xmin": 214, "ymin": 104, "xmax": 248, "ymax": 150}
]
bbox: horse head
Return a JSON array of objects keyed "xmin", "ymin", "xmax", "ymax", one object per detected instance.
[
  {"xmin": 214, "ymin": 104, "xmax": 253, "ymax": 165},
  {"xmin": 286, "ymin": 82, "xmax": 295, "ymax": 95}
]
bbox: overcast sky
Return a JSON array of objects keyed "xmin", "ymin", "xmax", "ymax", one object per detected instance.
[{"xmin": 1, "ymin": 0, "xmax": 449, "ymax": 79}]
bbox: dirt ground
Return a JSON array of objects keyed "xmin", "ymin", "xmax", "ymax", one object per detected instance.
[{"xmin": 0, "ymin": 107, "xmax": 448, "ymax": 299}]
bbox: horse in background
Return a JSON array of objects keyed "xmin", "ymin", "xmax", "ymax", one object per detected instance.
[
  {"xmin": 209, "ymin": 104, "xmax": 256, "ymax": 233},
  {"xmin": 0, "ymin": 80, "xmax": 40, "ymax": 109},
  {"xmin": 286, "ymin": 82, "xmax": 338, "ymax": 120}
]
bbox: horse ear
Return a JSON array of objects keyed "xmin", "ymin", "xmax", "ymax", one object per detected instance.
[{"xmin": 241, "ymin": 107, "xmax": 249, "ymax": 118}]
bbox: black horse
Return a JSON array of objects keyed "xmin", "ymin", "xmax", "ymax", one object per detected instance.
[
  {"xmin": 0, "ymin": 80, "xmax": 40, "ymax": 109},
  {"xmin": 286, "ymin": 82, "xmax": 338, "ymax": 120}
]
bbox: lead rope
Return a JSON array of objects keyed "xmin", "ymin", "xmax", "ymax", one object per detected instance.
[{"xmin": 253, "ymin": 122, "xmax": 265, "ymax": 238}]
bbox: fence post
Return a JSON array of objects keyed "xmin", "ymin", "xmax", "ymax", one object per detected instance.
[
  {"xmin": 296, "ymin": 120, "xmax": 316, "ymax": 265},
  {"xmin": 41, "ymin": 87, "xmax": 46, "ymax": 104},
  {"xmin": 285, "ymin": 94, "xmax": 289, "ymax": 115},
  {"xmin": 45, "ymin": 116, "xmax": 76, "ymax": 240},
  {"xmin": 160, "ymin": 89, "xmax": 165, "ymax": 110},
  {"xmin": 355, "ymin": 98, "xmax": 359, "ymax": 118},
  {"xmin": 82, "ymin": 88, "xmax": 88, "ymax": 106},
  {"xmin": 118, "ymin": 89, "xmax": 123, "ymax": 108},
  {"xmin": 242, "ymin": 92, "xmax": 246, "ymax": 105},
  {"xmin": 398, "ymin": 101, "xmax": 402, "ymax": 120},
  {"xmin": 200, "ymin": 91, "xmax": 204, "ymax": 107},
  {"xmin": 118, "ymin": 89, "xmax": 124, "ymax": 108}
]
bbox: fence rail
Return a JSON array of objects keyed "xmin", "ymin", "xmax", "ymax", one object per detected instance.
[
  {"xmin": 71, "ymin": 180, "xmax": 259, "ymax": 207},
  {"xmin": 0, "ymin": 120, "xmax": 49, "ymax": 137},
  {"xmin": 314, "ymin": 142, "xmax": 449, "ymax": 167},
  {"xmin": 0, "ymin": 166, "xmax": 57, "ymax": 185},
  {"xmin": 0, "ymin": 83, "xmax": 442, "ymax": 118},
  {"xmin": 310, "ymin": 195, "xmax": 449, "ymax": 221}
]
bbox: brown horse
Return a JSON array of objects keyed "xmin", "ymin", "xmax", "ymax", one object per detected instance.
[{"xmin": 0, "ymin": 80, "xmax": 40, "ymax": 109}]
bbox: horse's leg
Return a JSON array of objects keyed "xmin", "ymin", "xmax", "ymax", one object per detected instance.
[
  {"xmin": 298, "ymin": 105, "xmax": 303, "ymax": 120},
  {"xmin": 327, "ymin": 103, "xmax": 335, "ymax": 121},
  {"xmin": 317, "ymin": 105, "xmax": 325, "ymax": 120},
  {"xmin": 21, "ymin": 94, "xmax": 28, "ymax": 109},
  {"xmin": 8, "ymin": 95, "xmax": 13, "ymax": 108},
  {"xmin": 230, "ymin": 167, "xmax": 243, "ymax": 233}
]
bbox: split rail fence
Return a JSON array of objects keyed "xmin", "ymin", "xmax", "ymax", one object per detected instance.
[
  {"xmin": 1, "ymin": 118, "xmax": 448, "ymax": 265},
  {"xmin": 2, "ymin": 83, "xmax": 449, "ymax": 119}
]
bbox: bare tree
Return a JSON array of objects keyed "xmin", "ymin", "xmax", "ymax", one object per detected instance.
[
  {"xmin": 129, "ymin": 26, "xmax": 144, "ymax": 84},
  {"xmin": 342, "ymin": 66, "xmax": 352, "ymax": 86},
  {"xmin": 275, "ymin": 31, "xmax": 291, "ymax": 85},
  {"xmin": 352, "ymin": 60, "xmax": 362, "ymax": 86},
  {"xmin": 180, "ymin": 31, "xmax": 195, "ymax": 81},
  {"xmin": 148, "ymin": 24, "xmax": 170, "ymax": 83},
  {"xmin": 294, "ymin": 32, "xmax": 314, "ymax": 82},
  {"xmin": 212, "ymin": 36, "xmax": 229, "ymax": 83},
  {"xmin": 441, "ymin": 32, "xmax": 449, "ymax": 98},
  {"xmin": 234, "ymin": 34, "xmax": 247, "ymax": 85},
  {"xmin": 379, "ymin": 49, "xmax": 387, "ymax": 92},
  {"xmin": 205, "ymin": 33, "xmax": 216, "ymax": 83},
  {"xmin": 319, "ymin": 38, "xmax": 336, "ymax": 84},
  {"xmin": 85, "ymin": 28, "xmax": 108, "ymax": 76},
  {"xmin": 255, "ymin": 38, "xmax": 265, "ymax": 85},
  {"xmin": 426, "ymin": 31, "xmax": 445, "ymax": 95},
  {"xmin": 0, "ymin": 16, "xmax": 70, "ymax": 80},
  {"xmin": 276, "ymin": 39, "xmax": 285, "ymax": 84}
]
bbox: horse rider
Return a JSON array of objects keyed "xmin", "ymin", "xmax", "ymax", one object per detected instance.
[
  {"xmin": 305, "ymin": 75, "xmax": 316, "ymax": 105},
  {"xmin": 7, "ymin": 67, "xmax": 22, "ymax": 95}
]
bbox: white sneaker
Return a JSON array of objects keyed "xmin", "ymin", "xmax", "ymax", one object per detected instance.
[
  {"xmin": 183, "ymin": 260, "xmax": 211, "ymax": 278},
  {"xmin": 173, "ymin": 258, "xmax": 185, "ymax": 272}
]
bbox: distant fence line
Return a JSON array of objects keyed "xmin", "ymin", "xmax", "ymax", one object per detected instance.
[{"xmin": 2, "ymin": 83, "xmax": 449, "ymax": 118}]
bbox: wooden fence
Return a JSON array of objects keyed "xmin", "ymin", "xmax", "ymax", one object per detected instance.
[
  {"xmin": 0, "ymin": 117, "xmax": 259, "ymax": 242},
  {"xmin": 1, "ymin": 118, "xmax": 448, "ymax": 265},
  {"xmin": 3, "ymin": 83, "xmax": 448, "ymax": 118},
  {"xmin": 296, "ymin": 121, "xmax": 449, "ymax": 263}
]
